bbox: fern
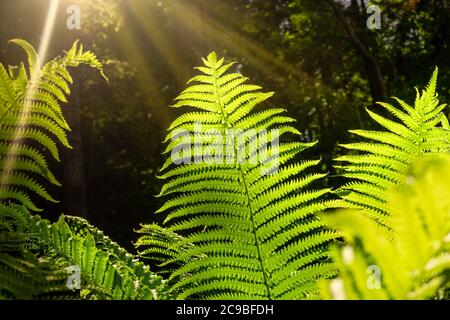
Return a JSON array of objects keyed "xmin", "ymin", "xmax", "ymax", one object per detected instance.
[
  {"xmin": 0, "ymin": 40, "xmax": 170, "ymax": 300},
  {"xmin": 135, "ymin": 223, "xmax": 195, "ymax": 275},
  {"xmin": 0, "ymin": 39, "xmax": 106, "ymax": 211},
  {"xmin": 0, "ymin": 251, "xmax": 79, "ymax": 300},
  {"xmin": 336, "ymin": 68, "xmax": 450, "ymax": 227},
  {"xmin": 0, "ymin": 205, "xmax": 170, "ymax": 300},
  {"xmin": 140, "ymin": 52, "xmax": 340, "ymax": 300},
  {"xmin": 321, "ymin": 156, "xmax": 450, "ymax": 300},
  {"xmin": 0, "ymin": 204, "xmax": 78, "ymax": 299},
  {"xmin": 41, "ymin": 214, "xmax": 169, "ymax": 300}
]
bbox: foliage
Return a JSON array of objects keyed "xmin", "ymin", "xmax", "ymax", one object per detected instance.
[
  {"xmin": 0, "ymin": 40, "xmax": 168, "ymax": 300},
  {"xmin": 335, "ymin": 69, "xmax": 450, "ymax": 227},
  {"xmin": 1, "ymin": 205, "xmax": 169, "ymax": 299},
  {"xmin": 1, "ymin": 34, "xmax": 449, "ymax": 301},
  {"xmin": 0, "ymin": 39, "xmax": 105, "ymax": 211},
  {"xmin": 321, "ymin": 156, "xmax": 450, "ymax": 300},
  {"xmin": 2, "ymin": 0, "xmax": 449, "ymax": 249},
  {"xmin": 135, "ymin": 223, "xmax": 194, "ymax": 275},
  {"xmin": 0, "ymin": 205, "xmax": 76, "ymax": 299},
  {"xmin": 138, "ymin": 52, "xmax": 340, "ymax": 300}
]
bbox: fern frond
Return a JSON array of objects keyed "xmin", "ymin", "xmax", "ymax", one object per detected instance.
[
  {"xmin": 321, "ymin": 156, "xmax": 450, "ymax": 300},
  {"xmin": 139, "ymin": 52, "xmax": 339, "ymax": 300},
  {"xmin": 0, "ymin": 251, "xmax": 80, "ymax": 300},
  {"xmin": 336, "ymin": 68, "xmax": 450, "ymax": 227},
  {"xmin": 0, "ymin": 204, "xmax": 171, "ymax": 300},
  {"xmin": 0, "ymin": 39, "xmax": 170, "ymax": 301},
  {"xmin": 41, "ymin": 215, "xmax": 167, "ymax": 300},
  {"xmin": 0, "ymin": 39, "xmax": 105, "ymax": 210}
]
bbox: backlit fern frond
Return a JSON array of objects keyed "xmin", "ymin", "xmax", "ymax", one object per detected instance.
[
  {"xmin": 321, "ymin": 156, "xmax": 450, "ymax": 300},
  {"xmin": 0, "ymin": 39, "xmax": 169, "ymax": 301},
  {"xmin": 135, "ymin": 224, "xmax": 195, "ymax": 276},
  {"xmin": 40, "ymin": 215, "xmax": 169, "ymax": 300},
  {"xmin": 0, "ymin": 204, "xmax": 170, "ymax": 300},
  {"xmin": 0, "ymin": 39, "xmax": 105, "ymax": 211},
  {"xmin": 141, "ymin": 52, "xmax": 340, "ymax": 299},
  {"xmin": 336, "ymin": 68, "xmax": 450, "ymax": 227},
  {"xmin": 0, "ymin": 203, "xmax": 77, "ymax": 299},
  {"xmin": 0, "ymin": 250, "xmax": 79, "ymax": 300}
]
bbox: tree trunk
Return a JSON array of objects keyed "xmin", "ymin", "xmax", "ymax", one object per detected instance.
[
  {"xmin": 326, "ymin": 0, "xmax": 388, "ymax": 104},
  {"xmin": 61, "ymin": 74, "xmax": 88, "ymax": 218}
]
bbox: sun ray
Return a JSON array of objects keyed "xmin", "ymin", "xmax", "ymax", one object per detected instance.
[
  {"xmin": 170, "ymin": 0, "xmax": 298, "ymax": 79},
  {"xmin": 114, "ymin": 14, "xmax": 172, "ymax": 128},
  {"xmin": 127, "ymin": 1, "xmax": 189, "ymax": 88},
  {"xmin": 1, "ymin": 0, "xmax": 61, "ymax": 187},
  {"xmin": 35, "ymin": 0, "xmax": 61, "ymax": 70}
]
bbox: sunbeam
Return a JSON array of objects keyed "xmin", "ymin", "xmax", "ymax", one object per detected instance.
[
  {"xmin": 127, "ymin": 1, "xmax": 189, "ymax": 88},
  {"xmin": 36, "ymin": 0, "xmax": 61, "ymax": 70},
  {"xmin": 1, "ymin": 0, "xmax": 61, "ymax": 186},
  {"xmin": 115, "ymin": 17, "xmax": 172, "ymax": 128},
  {"xmin": 170, "ymin": 0, "xmax": 296, "ymax": 78}
]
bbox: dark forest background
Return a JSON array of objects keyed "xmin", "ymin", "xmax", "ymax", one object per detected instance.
[{"xmin": 0, "ymin": 0, "xmax": 449, "ymax": 250}]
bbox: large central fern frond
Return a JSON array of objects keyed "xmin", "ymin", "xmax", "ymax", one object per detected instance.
[
  {"xmin": 336, "ymin": 69, "xmax": 449, "ymax": 227},
  {"xmin": 143, "ymin": 52, "xmax": 340, "ymax": 299}
]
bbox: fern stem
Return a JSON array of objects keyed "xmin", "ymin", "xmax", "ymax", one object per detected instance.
[
  {"xmin": 212, "ymin": 68, "xmax": 273, "ymax": 300},
  {"xmin": 237, "ymin": 164, "xmax": 273, "ymax": 299}
]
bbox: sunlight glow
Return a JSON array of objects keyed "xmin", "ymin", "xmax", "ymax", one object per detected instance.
[
  {"xmin": 128, "ymin": 2, "xmax": 188, "ymax": 87},
  {"xmin": 1, "ymin": 0, "xmax": 61, "ymax": 187},
  {"xmin": 171, "ymin": 1, "xmax": 297, "ymax": 78},
  {"xmin": 36, "ymin": 0, "xmax": 61, "ymax": 71}
]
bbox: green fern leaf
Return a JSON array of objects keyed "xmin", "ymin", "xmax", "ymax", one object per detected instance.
[
  {"xmin": 0, "ymin": 39, "xmax": 104, "ymax": 210},
  {"xmin": 139, "ymin": 52, "xmax": 339, "ymax": 300},
  {"xmin": 336, "ymin": 68, "xmax": 450, "ymax": 227},
  {"xmin": 321, "ymin": 156, "xmax": 450, "ymax": 300}
]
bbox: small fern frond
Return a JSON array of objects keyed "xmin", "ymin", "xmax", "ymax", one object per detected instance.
[
  {"xmin": 41, "ymin": 215, "xmax": 167, "ymax": 300},
  {"xmin": 0, "ymin": 39, "xmax": 105, "ymax": 210},
  {"xmin": 0, "ymin": 251, "xmax": 80, "ymax": 300},
  {"xmin": 0, "ymin": 204, "xmax": 170, "ymax": 300},
  {"xmin": 321, "ymin": 156, "xmax": 450, "ymax": 300},
  {"xmin": 135, "ymin": 224, "xmax": 194, "ymax": 272},
  {"xmin": 0, "ymin": 204, "xmax": 77, "ymax": 299},
  {"xmin": 336, "ymin": 68, "xmax": 450, "ymax": 227}
]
